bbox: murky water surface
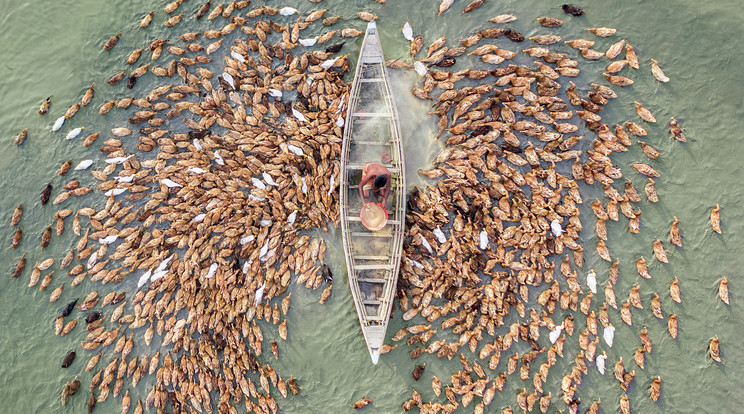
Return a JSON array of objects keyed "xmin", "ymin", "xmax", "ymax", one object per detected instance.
[{"xmin": 1, "ymin": 0, "xmax": 743, "ymax": 412}]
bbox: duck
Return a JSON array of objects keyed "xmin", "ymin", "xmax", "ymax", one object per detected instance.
[
  {"xmin": 401, "ymin": 22, "xmax": 414, "ymax": 42},
  {"xmin": 41, "ymin": 182, "xmax": 53, "ymax": 205},
  {"xmin": 14, "ymin": 128, "xmax": 28, "ymax": 145},
  {"xmin": 670, "ymin": 277, "xmax": 681, "ymax": 303},
  {"xmin": 719, "ymin": 277, "xmax": 729, "ymax": 305},
  {"xmin": 562, "ymin": 4, "xmax": 584, "ymax": 16},
  {"xmin": 651, "ymin": 59, "xmax": 670, "ymax": 82},
  {"xmin": 586, "ymin": 269, "xmax": 597, "ymax": 293},
  {"xmin": 10, "ymin": 205, "xmax": 22, "ymax": 226},
  {"xmin": 708, "ymin": 337, "xmax": 721, "ymax": 362},
  {"xmin": 650, "ymin": 376, "xmax": 662, "ymax": 402},
  {"xmin": 38, "ymin": 96, "xmax": 51, "ymax": 115},
  {"xmin": 52, "ymin": 115, "xmax": 65, "ymax": 132},
  {"xmin": 634, "ymin": 348, "xmax": 646, "ymax": 369},
  {"xmin": 603, "ymin": 324, "xmax": 615, "ymax": 347},
  {"xmin": 325, "ymin": 42, "xmax": 345, "ymax": 54},
  {"xmin": 195, "ymin": 1, "xmax": 211, "ymax": 19},
  {"xmin": 710, "ymin": 204, "xmax": 722, "ymax": 233},
  {"xmin": 254, "ymin": 283, "xmax": 266, "ymax": 306},
  {"xmin": 551, "ymin": 218, "xmax": 565, "ymax": 237},
  {"xmin": 412, "ymin": 363, "xmax": 426, "ymax": 380},
  {"xmin": 640, "ymin": 326, "xmax": 653, "ymax": 353},
  {"xmin": 595, "ymin": 351, "xmax": 607, "ymax": 374},
  {"xmin": 505, "ymin": 29, "xmax": 525, "ymax": 42},
  {"xmin": 651, "ymin": 293, "xmax": 663, "ymax": 318},
  {"xmin": 59, "ymin": 299, "xmax": 78, "ymax": 317},
  {"xmin": 85, "ymin": 312, "xmax": 102, "ymax": 324},
  {"xmin": 670, "ymin": 216, "xmax": 682, "ymax": 247},
  {"xmin": 65, "ymin": 126, "xmax": 84, "ymax": 140},
  {"xmin": 669, "ymin": 117, "xmax": 687, "ymax": 142},
  {"xmin": 413, "ymin": 61, "xmax": 427, "ymax": 77},
  {"xmin": 652, "ymin": 239, "xmax": 669, "ymax": 263},
  {"xmin": 61, "ymin": 351, "xmax": 76, "ymax": 368},
  {"xmin": 549, "ymin": 324, "xmax": 564, "ymax": 344},
  {"xmin": 433, "ymin": 57, "xmax": 456, "ymax": 67},
  {"xmin": 103, "ymin": 32, "xmax": 121, "ymax": 51},
  {"xmin": 321, "ymin": 264, "xmax": 333, "ymax": 283},
  {"xmin": 668, "ymin": 314, "xmax": 678, "ymax": 338},
  {"xmin": 352, "ymin": 397, "xmax": 372, "ymax": 409}
]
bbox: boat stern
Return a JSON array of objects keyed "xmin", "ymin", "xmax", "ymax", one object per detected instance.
[
  {"xmin": 370, "ymin": 349, "xmax": 380, "ymax": 365},
  {"xmin": 362, "ymin": 325, "xmax": 386, "ymax": 365},
  {"xmin": 366, "ymin": 21, "xmax": 377, "ymax": 34}
]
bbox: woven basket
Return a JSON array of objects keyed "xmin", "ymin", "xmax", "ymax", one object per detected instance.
[{"xmin": 360, "ymin": 203, "xmax": 388, "ymax": 231}]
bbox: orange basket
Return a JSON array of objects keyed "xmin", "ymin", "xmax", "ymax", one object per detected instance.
[{"xmin": 360, "ymin": 203, "xmax": 388, "ymax": 231}]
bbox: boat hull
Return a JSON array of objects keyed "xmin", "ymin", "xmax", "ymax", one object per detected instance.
[{"xmin": 339, "ymin": 22, "xmax": 406, "ymax": 364}]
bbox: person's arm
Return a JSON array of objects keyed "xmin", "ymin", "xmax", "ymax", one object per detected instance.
[{"xmin": 381, "ymin": 173, "xmax": 392, "ymax": 205}]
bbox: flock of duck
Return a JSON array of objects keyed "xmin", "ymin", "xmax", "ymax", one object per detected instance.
[
  {"xmin": 12, "ymin": 1, "xmax": 357, "ymax": 413},
  {"xmin": 6, "ymin": 1, "xmax": 730, "ymax": 413},
  {"xmin": 387, "ymin": 2, "xmax": 728, "ymax": 414}
]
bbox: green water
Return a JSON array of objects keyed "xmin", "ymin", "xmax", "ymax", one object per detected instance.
[{"xmin": 1, "ymin": 0, "xmax": 743, "ymax": 413}]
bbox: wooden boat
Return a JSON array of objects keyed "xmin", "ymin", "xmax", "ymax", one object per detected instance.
[{"xmin": 339, "ymin": 21, "xmax": 406, "ymax": 364}]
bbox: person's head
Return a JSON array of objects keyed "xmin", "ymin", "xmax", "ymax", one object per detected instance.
[{"xmin": 373, "ymin": 175, "xmax": 387, "ymax": 189}]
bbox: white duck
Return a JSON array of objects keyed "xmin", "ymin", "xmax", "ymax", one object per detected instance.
[
  {"xmin": 549, "ymin": 324, "xmax": 564, "ymax": 344},
  {"xmin": 221, "ymin": 72, "xmax": 235, "ymax": 89},
  {"xmin": 213, "ymin": 150, "xmax": 224, "ymax": 166},
  {"xmin": 479, "ymin": 230, "xmax": 489, "ymax": 250},
  {"xmin": 105, "ymin": 188, "xmax": 126, "ymax": 197},
  {"xmin": 205, "ymin": 263, "xmax": 218, "ymax": 279},
  {"xmin": 161, "ymin": 178, "xmax": 182, "ymax": 188},
  {"xmin": 251, "ymin": 177, "xmax": 266, "ymax": 190},
  {"xmin": 433, "ymin": 227, "xmax": 447, "ymax": 244},
  {"xmin": 137, "ymin": 269, "xmax": 152, "ymax": 289},
  {"xmin": 413, "ymin": 61, "xmax": 427, "ymax": 77},
  {"xmin": 74, "ymin": 160, "xmax": 94, "ymax": 170},
  {"xmin": 254, "ymin": 283, "xmax": 266, "ymax": 306},
  {"xmin": 550, "ymin": 219, "xmax": 564, "ymax": 237},
  {"xmin": 230, "ymin": 50, "xmax": 245, "ymax": 63},
  {"xmin": 299, "ymin": 36, "xmax": 318, "ymax": 47},
  {"xmin": 596, "ymin": 351, "xmax": 607, "ymax": 374},
  {"xmin": 419, "ymin": 234, "xmax": 433, "ymax": 254},
  {"xmin": 263, "ymin": 172, "xmax": 278, "ymax": 186},
  {"xmin": 587, "ymin": 269, "xmax": 597, "ymax": 294},
  {"xmin": 292, "ymin": 107, "xmax": 308, "ymax": 122},
  {"xmin": 52, "ymin": 116, "xmax": 65, "ymax": 132},
  {"xmin": 99, "ymin": 234, "xmax": 119, "ymax": 245},
  {"xmin": 401, "ymin": 22, "xmax": 414, "ymax": 42},
  {"xmin": 286, "ymin": 144, "xmax": 304, "ymax": 156},
  {"xmin": 65, "ymin": 126, "xmax": 84, "ymax": 140},
  {"xmin": 603, "ymin": 324, "xmax": 615, "ymax": 347}
]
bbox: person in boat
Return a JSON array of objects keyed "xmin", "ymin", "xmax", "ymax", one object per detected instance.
[{"xmin": 359, "ymin": 154, "xmax": 392, "ymax": 206}]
